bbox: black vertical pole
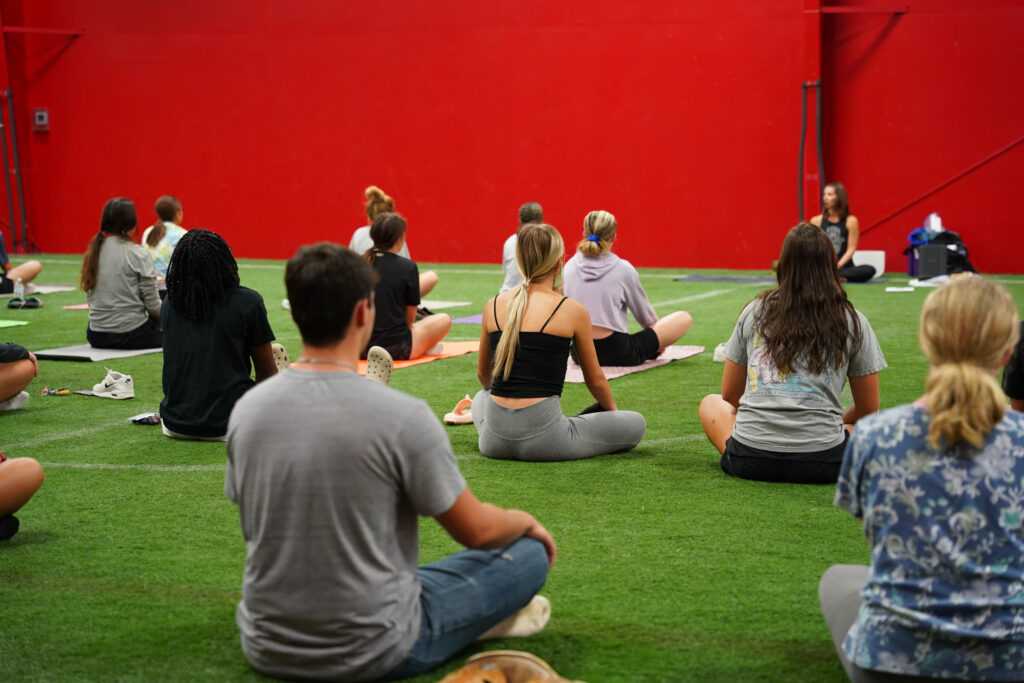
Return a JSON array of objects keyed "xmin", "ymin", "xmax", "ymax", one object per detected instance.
[
  {"xmin": 816, "ymin": 79, "xmax": 825, "ymax": 196},
  {"xmin": 0, "ymin": 94, "xmax": 16, "ymax": 252},
  {"xmin": 5, "ymin": 88, "xmax": 28, "ymax": 252},
  {"xmin": 798, "ymin": 84, "xmax": 808, "ymax": 221}
]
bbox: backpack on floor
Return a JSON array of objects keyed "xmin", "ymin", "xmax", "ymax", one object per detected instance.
[{"xmin": 903, "ymin": 229, "xmax": 977, "ymax": 275}]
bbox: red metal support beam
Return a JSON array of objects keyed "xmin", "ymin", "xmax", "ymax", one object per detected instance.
[
  {"xmin": 817, "ymin": 6, "xmax": 909, "ymax": 14},
  {"xmin": 1, "ymin": 27, "xmax": 84, "ymax": 36}
]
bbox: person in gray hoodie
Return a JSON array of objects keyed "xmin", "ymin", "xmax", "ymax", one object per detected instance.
[{"xmin": 563, "ymin": 210, "xmax": 692, "ymax": 366}]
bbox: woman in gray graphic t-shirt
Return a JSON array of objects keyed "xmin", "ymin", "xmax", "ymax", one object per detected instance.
[{"xmin": 698, "ymin": 222, "xmax": 886, "ymax": 484}]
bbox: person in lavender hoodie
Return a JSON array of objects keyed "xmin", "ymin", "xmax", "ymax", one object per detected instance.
[{"xmin": 563, "ymin": 210, "xmax": 692, "ymax": 366}]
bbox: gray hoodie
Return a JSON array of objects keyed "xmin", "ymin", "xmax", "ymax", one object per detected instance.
[{"xmin": 563, "ymin": 252, "xmax": 657, "ymax": 333}]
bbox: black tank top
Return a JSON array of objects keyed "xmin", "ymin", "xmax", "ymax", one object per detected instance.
[
  {"xmin": 489, "ymin": 297, "xmax": 571, "ymax": 398},
  {"xmin": 821, "ymin": 214, "xmax": 848, "ymax": 258}
]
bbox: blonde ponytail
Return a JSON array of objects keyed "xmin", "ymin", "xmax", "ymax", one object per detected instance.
[
  {"xmin": 924, "ymin": 363, "xmax": 1006, "ymax": 449},
  {"xmin": 492, "ymin": 223, "xmax": 564, "ymax": 380},
  {"xmin": 577, "ymin": 210, "xmax": 616, "ymax": 256},
  {"xmin": 919, "ymin": 277, "xmax": 1019, "ymax": 450}
]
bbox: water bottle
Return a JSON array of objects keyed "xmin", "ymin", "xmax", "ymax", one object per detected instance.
[{"xmin": 13, "ymin": 277, "xmax": 23, "ymax": 299}]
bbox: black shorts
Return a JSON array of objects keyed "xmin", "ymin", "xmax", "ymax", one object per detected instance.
[
  {"xmin": 87, "ymin": 317, "xmax": 163, "ymax": 350},
  {"xmin": 363, "ymin": 328, "xmax": 412, "ymax": 362},
  {"xmin": 720, "ymin": 432, "xmax": 848, "ymax": 485},
  {"xmin": 573, "ymin": 328, "xmax": 660, "ymax": 367}
]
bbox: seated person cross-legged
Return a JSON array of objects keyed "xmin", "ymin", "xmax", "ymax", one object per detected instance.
[
  {"xmin": 81, "ymin": 197, "xmax": 162, "ymax": 350},
  {"xmin": 563, "ymin": 210, "xmax": 692, "ymax": 366},
  {"xmin": 226, "ymin": 243, "xmax": 555, "ymax": 682},
  {"xmin": 473, "ymin": 222, "xmax": 646, "ymax": 462},
  {"xmin": 361, "ymin": 212, "xmax": 450, "ymax": 361},
  {"xmin": 350, "ymin": 184, "xmax": 438, "ymax": 298},
  {"xmin": 820, "ymin": 277, "xmax": 1024, "ymax": 683},
  {"xmin": 699, "ymin": 222, "xmax": 886, "ymax": 484},
  {"xmin": 159, "ymin": 230, "xmax": 278, "ymax": 441}
]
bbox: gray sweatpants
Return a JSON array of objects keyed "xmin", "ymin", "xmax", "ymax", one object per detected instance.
[
  {"xmin": 472, "ymin": 390, "xmax": 646, "ymax": 462},
  {"xmin": 819, "ymin": 564, "xmax": 943, "ymax": 683}
]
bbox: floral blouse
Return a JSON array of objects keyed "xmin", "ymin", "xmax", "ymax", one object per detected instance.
[{"xmin": 836, "ymin": 404, "xmax": 1024, "ymax": 680}]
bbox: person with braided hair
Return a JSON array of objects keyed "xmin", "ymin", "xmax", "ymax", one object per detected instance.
[
  {"xmin": 81, "ymin": 197, "xmax": 162, "ymax": 349},
  {"xmin": 820, "ymin": 276, "xmax": 1024, "ymax": 682},
  {"xmin": 159, "ymin": 229, "xmax": 277, "ymax": 440}
]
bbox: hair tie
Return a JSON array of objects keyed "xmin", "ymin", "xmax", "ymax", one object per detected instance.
[{"xmin": 586, "ymin": 233, "xmax": 600, "ymax": 243}]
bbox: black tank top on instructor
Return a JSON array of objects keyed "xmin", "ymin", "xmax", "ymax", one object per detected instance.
[{"xmin": 821, "ymin": 215, "xmax": 848, "ymax": 259}]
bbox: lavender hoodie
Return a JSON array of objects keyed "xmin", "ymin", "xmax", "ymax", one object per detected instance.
[{"xmin": 563, "ymin": 252, "xmax": 657, "ymax": 333}]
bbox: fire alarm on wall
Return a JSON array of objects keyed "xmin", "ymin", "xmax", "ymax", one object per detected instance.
[{"xmin": 33, "ymin": 108, "xmax": 49, "ymax": 132}]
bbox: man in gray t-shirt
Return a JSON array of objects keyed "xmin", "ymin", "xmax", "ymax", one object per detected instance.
[{"xmin": 226, "ymin": 243, "xmax": 555, "ymax": 683}]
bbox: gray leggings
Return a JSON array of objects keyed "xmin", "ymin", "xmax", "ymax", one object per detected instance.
[
  {"xmin": 472, "ymin": 390, "xmax": 646, "ymax": 462},
  {"xmin": 819, "ymin": 564, "xmax": 947, "ymax": 683}
]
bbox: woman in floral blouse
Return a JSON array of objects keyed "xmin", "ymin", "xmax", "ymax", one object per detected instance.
[{"xmin": 820, "ymin": 276, "xmax": 1024, "ymax": 682}]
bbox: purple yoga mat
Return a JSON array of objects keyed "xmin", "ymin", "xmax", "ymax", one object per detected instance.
[{"xmin": 452, "ymin": 314, "xmax": 483, "ymax": 324}]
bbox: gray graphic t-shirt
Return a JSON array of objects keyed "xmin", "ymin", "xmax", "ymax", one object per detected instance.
[{"xmin": 724, "ymin": 299, "xmax": 887, "ymax": 453}]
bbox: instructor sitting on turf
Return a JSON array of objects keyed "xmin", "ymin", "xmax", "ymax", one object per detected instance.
[{"xmin": 226, "ymin": 242, "xmax": 557, "ymax": 683}]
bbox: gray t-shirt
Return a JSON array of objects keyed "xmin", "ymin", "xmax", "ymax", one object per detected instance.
[
  {"xmin": 225, "ymin": 369, "xmax": 466, "ymax": 682},
  {"xmin": 85, "ymin": 236, "xmax": 160, "ymax": 333},
  {"xmin": 724, "ymin": 299, "xmax": 887, "ymax": 452}
]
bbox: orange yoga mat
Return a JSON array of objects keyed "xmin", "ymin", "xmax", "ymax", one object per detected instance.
[{"xmin": 356, "ymin": 340, "xmax": 479, "ymax": 374}]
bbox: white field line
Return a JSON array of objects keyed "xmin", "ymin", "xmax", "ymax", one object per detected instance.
[
  {"xmin": 40, "ymin": 462, "xmax": 225, "ymax": 472},
  {"xmin": 30, "ymin": 258, "xmax": 1024, "ymax": 284},
  {"xmin": 6, "ymin": 420, "xmax": 126, "ymax": 449},
  {"xmin": 36, "ymin": 435, "xmax": 707, "ymax": 471},
  {"xmin": 651, "ymin": 285, "xmax": 762, "ymax": 308}
]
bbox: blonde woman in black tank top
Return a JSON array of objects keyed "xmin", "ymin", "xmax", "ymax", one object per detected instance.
[{"xmin": 471, "ymin": 223, "xmax": 646, "ymax": 461}]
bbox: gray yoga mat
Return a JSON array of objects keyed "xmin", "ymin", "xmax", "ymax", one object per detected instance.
[{"xmin": 35, "ymin": 344, "xmax": 162, "ymax": 362}]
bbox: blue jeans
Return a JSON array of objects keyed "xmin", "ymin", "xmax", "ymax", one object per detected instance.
[{"xmin": 382, "ymin": 537, "xmax": 549, "ymax": 681}]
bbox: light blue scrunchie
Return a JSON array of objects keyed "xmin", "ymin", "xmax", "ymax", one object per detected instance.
[{"xmin": 586, "ymin": 233, "xmax": 600, "ymax": 243}]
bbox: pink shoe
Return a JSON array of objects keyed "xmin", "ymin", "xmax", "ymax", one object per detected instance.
[{"xmin": 444, "ymin": 394, "xmax": 473, "ymax": 425}]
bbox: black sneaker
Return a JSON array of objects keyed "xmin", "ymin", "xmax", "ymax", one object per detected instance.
[
  {"xmin": 415, "ymin": 306, "xmax": 434, "ymax": 322},
  {"xmin": 0, "ymin": 515, "xmax": 20, "ymax": 541}
]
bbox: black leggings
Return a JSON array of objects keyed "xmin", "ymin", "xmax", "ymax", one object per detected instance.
[{"xmin": 839, "ymin": 263, "xmax": 876, "ymax": 283}]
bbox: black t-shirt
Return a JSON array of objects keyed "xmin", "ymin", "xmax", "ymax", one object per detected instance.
[
  {"xmin": 0, "ymin": 341, "xmax": 29, "ymax": 364},
  {"xmin": 160, "ymin": 286, "xmax": 275, "ymax": 437},
  {"xmin": 1002, "ymin": 321, "xmax": 1024, "ymax": 401},
  {"xmin": 368, "ymin": 251, "xmax": 419, "ymax": 349}
]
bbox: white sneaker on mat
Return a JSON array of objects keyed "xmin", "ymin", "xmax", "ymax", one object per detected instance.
[
  {"xmin": 366, "ymin": 346, "xmax": 393, "ymax": 385},
  {"xmin": 272, "ymin": 343, "xmax": 290, "ymax": 372},
  {"xmin": 92, "ymin": 369, "xmax": 134, "ymax": 399},
  {"xmin": 0, "ymin": 390, "xmax": 29, "ymax": 412}
]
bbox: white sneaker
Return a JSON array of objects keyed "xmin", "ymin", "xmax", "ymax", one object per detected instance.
[
  {"xmin": 713, "ymin": 342, "xmax": 728, "ymax": 363},
  {"xmin": 92, "ymin": 369, "xmax": 135, "ymax": 399},
  {"xmin": 272, "ymin": 343, "xmax": 290, "ymax": 372},
  {"xmin": 0, "ymin": 390, "xmax": 29, "ymax": 411}
]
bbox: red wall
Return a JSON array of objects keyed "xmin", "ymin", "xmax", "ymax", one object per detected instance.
[
  {"xmin": 821, "ymin": 0, "xmax": 1024, "ymax": 273},
  {"xmin": 0, "ymin": 1, "xmax": 1020, "ymax": 272}
]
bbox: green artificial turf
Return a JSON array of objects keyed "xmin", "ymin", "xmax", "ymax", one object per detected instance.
[{"xmin": 1, "ymin": 256, "xmax": 1021, "ymax": 682}]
